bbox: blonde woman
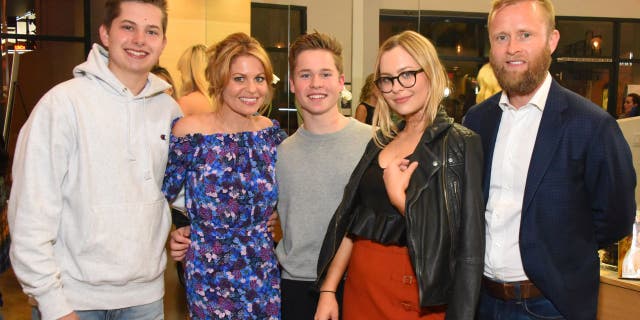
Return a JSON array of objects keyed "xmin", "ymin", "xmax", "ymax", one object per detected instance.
[
  {"xmin": 475, "ymin": 63, "xmax": 501, "ymax": 104},
  {"xmin": 163, "ymin": 33, "xmax": 285, "ymax": 319},
  {"xmin": 176, "ymin": 44, "xmax": 212, "ymax": 115},
  {"xmin": 315, "ymin": 30, "xmax": 484, "ymax": 320}
]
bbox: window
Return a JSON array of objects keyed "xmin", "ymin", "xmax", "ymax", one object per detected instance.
[
  {"xmin": 380, "ymin": 10, "xmax": 640, "ymax": 119},
  {"xmin": 251, "ymin": 3, "xmax": 306, "ymax": 134}
]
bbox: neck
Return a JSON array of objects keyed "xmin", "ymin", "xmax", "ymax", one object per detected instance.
[
  {"xmin": 299, "ymin": 108, "xmax": 349, "ymax": 134},
  {"xmin": 402, "ymin": 110, "xmax": 427, "ymax": 134},
  {"xmin": 216, "ymin": 104, "xmax": 255, "ymax": 133},
  {"xmin": 506, "ymin": 92, "xmax": 536, "ymax": 109},
  {"xmin": 507, "ymin": 78, "xmax": 547, "ymax": 109},
  {"xmin": 110, "ymin": 65, "xmax": 149, "ymax": 96}
]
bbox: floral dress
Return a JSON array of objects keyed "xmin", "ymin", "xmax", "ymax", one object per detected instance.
[{"xmin": 162, "ymin": 119, "xmax": 285, "ymax": 319}]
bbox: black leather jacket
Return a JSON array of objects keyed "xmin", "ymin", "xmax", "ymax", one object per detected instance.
[{"xmin": 317, "ymin": 109, "xmax": 485, "ymax": 319}]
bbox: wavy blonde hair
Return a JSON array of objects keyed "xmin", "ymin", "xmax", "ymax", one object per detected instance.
[
  {"xmin": 176, "ymin": 44, "xmax": 209, "ymax": 98},
  {"xmin": 372, "ymin": 30, "xmax": 448, "ymax": 147},
  {"xmin": 206, "ymin": 33, "xmax": 274, "ymax": 114},
  {"xmin": 476, "ymin": 63, "xmax": 501, "ymax": 103}
]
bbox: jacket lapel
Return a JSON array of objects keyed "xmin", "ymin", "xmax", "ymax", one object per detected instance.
[
  {"xmin": 521, "ymin": 80, "xmax": 568, "ymax": 214},
  {"xmin": 406, "ymin": 111, "xmax": 452, "ymax": 205},
  {"xmin": 482, "ymin": 102, "xmax": 503, "ymax": 202}
]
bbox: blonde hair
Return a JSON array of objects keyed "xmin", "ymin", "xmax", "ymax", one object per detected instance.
[
  {"xmin": 476, "ymin": 63, "xmax": 501, "ymax": 103},
  {"xmin": 206, "ymin": 33, "xmax": 274, "ymax": 114},
  {"xmin": 488, "ymin": 0, "xmax": 556, "ymax": 35},
  {"xmin": 372, "ymin": 30, "xmax": 448, "ymax": 147},
  {"xmin": 176, "ymin": 44, "xmax": 209, "ymax": 98}
]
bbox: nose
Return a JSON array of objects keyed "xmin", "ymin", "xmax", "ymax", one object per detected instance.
[
  {"xmin": 310, "ymin": 74, "xmax": 322, "ymax": 88},
  {"xmin": 132, "ymin": 30, "xmax": 145, "ymax": 45},
  {"xmin": 390, "ymin": 78, "xmax": 403, "ymax": 93},
  {"xmin": 506, "ymin": 38, "xmax": 521, "ymax": 55},
  {"xmin": 246, "ymin": 79, "xmax": 257, "ymax": 92}
]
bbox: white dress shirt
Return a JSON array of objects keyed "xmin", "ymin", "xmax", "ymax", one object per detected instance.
[{"xmin": 484, "ymin": 73, "xmax": 553, "ymax": 282}]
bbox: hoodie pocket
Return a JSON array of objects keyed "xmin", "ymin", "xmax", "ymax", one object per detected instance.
[{"xmin": 74, "ymin": 199, "xmax": 170, "ymax": 285}]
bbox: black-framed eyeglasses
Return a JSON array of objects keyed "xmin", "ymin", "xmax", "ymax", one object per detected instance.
[{"xmin": 375, "ymin": 69, "xmax": 424, "ymax": 93}]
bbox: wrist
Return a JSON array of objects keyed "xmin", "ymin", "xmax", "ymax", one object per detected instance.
[{"xmin": 319, "ymin": 290, "xmax": 336, "ymax": 294}]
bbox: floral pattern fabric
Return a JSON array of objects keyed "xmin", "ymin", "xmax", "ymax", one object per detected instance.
[{"xmin": 163, "ymin": 119, "xmax": 285, "ymax": 319}]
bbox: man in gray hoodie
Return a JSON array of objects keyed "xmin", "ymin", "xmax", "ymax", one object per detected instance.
[{"xmin": 8, "ymin": 1, "xmax": 180, "ymax": 319}]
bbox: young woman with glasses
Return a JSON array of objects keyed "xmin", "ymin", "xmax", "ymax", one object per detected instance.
[{"xmin": 314, "ymin": 30, "xmax": 484, "ymax": 320}]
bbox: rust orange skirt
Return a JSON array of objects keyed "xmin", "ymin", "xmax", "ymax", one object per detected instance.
[{"xmin": 343, "ymin": 239, "xmax": 446, "ymax": 320}]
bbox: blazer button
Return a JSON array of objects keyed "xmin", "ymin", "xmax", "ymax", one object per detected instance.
[{"xmin": 432, "ymin": 161, "xmax": 438, "ymax": 167}]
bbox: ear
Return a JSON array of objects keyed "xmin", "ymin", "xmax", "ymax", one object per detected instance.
[
  {"xmin": 548, "ymin": 29, "xmax": 560, "ymax": 54},
  {"xmin": 99, "ymin": 24, "xmax": 110, "ymax": 48},
  {"xmin": 339, "ymin": 74, "xmax": 345, "ymax": 90},
  {"xmin": 289, "ymin": 77, "xmax": 295, "ymax": 94}
]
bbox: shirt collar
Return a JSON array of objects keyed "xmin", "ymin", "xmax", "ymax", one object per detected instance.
[{"xmin": 498, "ymin": 72, "xmax": 553, "ymax": 112}]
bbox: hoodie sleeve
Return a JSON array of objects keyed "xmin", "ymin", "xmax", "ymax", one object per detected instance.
[{"xmin": 8, "ymin": 90, "xmax": 76, "ymax": 320}]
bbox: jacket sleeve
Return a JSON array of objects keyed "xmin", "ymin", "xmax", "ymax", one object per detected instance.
[
  {"xmin": 446, "ymin": 133, "xmax": 485, "ymax": 320},
  {"xmin": 586, "ymin": 116, "xmax": 636, "ymax": 248},
  {"xmin": 8, "ymin": 91, "xmax": 75, "ymax": 320}
]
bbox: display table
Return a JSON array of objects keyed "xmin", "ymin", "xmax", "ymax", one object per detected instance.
[{"xmin": 598, "ymin": 269, "xmax": 640, "ymax": 319}]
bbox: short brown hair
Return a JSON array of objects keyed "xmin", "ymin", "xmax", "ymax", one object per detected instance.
[
  {"xmin": 488, "ymin": 0, "xmax": 556, "ymax": 34},
  {"xmin": 104, "ymin": 0, "xmax": 168, "ymax": 33},
  {"xmin": 206, "ymin": 33, "xmax": 274, "ymax": 114},
  {"xmin": 289, "ymin": 32, "xmax": 343, "ymax": 74}
]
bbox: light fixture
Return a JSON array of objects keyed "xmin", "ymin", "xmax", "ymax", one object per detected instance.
[{"xmin": 590, "ymin": 35, "xmax": 602, "ymax": 51}]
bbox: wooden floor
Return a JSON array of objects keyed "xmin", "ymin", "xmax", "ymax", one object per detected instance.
[{"xmin": 0, "ymin": 255, "xmax": 189, "ymax": 319}]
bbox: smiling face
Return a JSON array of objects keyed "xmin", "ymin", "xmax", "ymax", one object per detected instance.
[
  {"xmin": 488, "ymin": 0, "xmax": 559, "ymax": 99},
  {"xmin": 99, "ymin": 1, "xmax": 166, "ymax": 83},
  {"xmin": 378, "ymin": 46, "xmax": 430, "ymax": 119},
  {"xmin": 289, "ymin": 49, "xmax": 345, "ymax": 117},
  {"xmin": 220, "ymin": 55, "xmax": 268, "ymax": 117}
]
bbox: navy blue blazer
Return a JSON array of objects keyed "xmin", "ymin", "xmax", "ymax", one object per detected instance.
[{"xmin": 463, "ymin": 80, "xmax": 636, "ymax": 320}]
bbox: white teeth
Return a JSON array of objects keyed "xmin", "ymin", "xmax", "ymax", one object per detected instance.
[
  {"xmin": 509, "ymin": 61, "xmax": 524, "ymax": 65},
  {"xmin": 240, "ymin": 97, "xmax": 257, "ymax": 102},
  {"xmin": 126, "ymin": 50, "xmax": 147, "ymax": 57},
  {"xmin": 308, "ymin": 94, "xmax": 326, "ymax": 99}
]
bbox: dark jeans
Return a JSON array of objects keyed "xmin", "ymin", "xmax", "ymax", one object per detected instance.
[
  {"xmin": 476, "ymin": 289, "xmax": 565, "ymax": 320},
  {"xmin": 281, "ymin": 279, "xmax": 344, "ymax": 320}
]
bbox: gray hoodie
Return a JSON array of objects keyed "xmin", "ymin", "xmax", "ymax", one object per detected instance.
[{"xmin": 8, "ymin": 44, "xmax": 181, "ymax": 320}]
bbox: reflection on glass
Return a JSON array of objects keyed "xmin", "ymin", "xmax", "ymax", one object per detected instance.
[
  {"xmin": 251, "ymin": 3, "xmax": 306, "ymax": 134},
  {"xmin": 550, "ymin": 62, "xmax": 611, "ymax": 110},
  {"xmin": 617, "ymin": 64, "xmax": 640, "ymax": 117},
  {"xmin": 556, "ymin": 20, "xmax": 613, "ymax": 57},
  {"xmin": 620, "ymin": 22, "xmax": 640, "ymax": 60}
]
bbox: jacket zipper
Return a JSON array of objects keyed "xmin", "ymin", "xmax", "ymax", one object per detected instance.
[{"xmin": 441, "ymin": 133, "xmax": 456, "ymax": 275}]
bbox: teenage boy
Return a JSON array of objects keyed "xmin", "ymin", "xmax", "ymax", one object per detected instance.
[
  {"xmin": 276, "ymin": 32, "xmax": 371, "ymax": 319},
  {"xmin": 169, "ymin": 32, "xmax": 372, "ymax": 319},
  {"xmin": 8, "ymin": 1, "xmax": 181, "ymax": 319}
]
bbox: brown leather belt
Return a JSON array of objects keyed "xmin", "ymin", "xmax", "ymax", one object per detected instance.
[{"xmin": 482, "ymin": 276, "xmax": 542, "ymax": 300}]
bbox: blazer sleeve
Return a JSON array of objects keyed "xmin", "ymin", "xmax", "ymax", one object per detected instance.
[
  {"xmin": 446, "ymin": 133, "xmax": 485, "ymax": 320},
  {"xmin": 586, "ymin": 116, "xmax": 636, "ymax": 248}
]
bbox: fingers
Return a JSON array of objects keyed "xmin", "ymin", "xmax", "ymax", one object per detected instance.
[
  {"xmin": 169, "ymin": 226, "xmax": 191, "ymax": 262},
  {"xmin": 405, "ymin": 161, "xmax": 419, "ymax": 175}
]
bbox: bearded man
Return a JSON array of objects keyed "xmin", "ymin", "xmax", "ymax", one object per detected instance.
[{"xmin": 463, "ymin": 1, "xmax": 636, "ymax": 319}]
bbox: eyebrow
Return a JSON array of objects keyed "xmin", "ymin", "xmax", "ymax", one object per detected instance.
[
  {"xmin": 296, "ymin": 68, "xmax": 334, "ymax": 73},
  {"xmin": 379, "ymin": 66, "xmax": 419, "ymax": 76},
  {"xmin": 119, "ymin": 19, "xmax": 161, "ymax": 30}
]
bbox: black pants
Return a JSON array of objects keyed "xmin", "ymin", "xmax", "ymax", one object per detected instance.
[{"xmin": 281, "ymin": 279, "xmax": 344, "ymax": 320}]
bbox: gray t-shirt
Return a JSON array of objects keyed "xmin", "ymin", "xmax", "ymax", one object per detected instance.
[{"xmin": 275, "ymin": 118, "xmax": 371, "ymax": 281}]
